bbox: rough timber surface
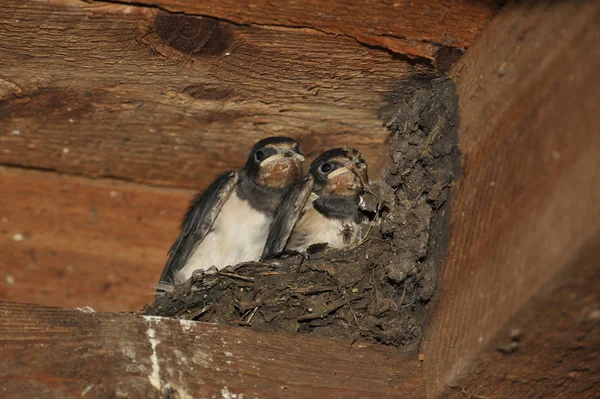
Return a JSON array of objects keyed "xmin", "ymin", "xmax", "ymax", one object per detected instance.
[
  {"xmin": 146, "ymin": 78, "xmax": 460, "ymax": 350},
  {"xmin": 445, "ymin": 232, "xmax": 600, "ymax": 399},
  {"xmin": 0, "ymin": 0, "xmax": 428, "ymax": 189},
  {"xmin": 423, "ymin": 1, "xmax": 600, "ymax": 397},
  {"xmin": 104, "ymin": 0, "xmax": 502, "ymax": 60},
  {"xmin": 0, "ymin": 302, "xmax": 425, "ymax": 399},
  {"xmin": 0, "ymin": 166, "xmax": 190, "ymax": 312}
]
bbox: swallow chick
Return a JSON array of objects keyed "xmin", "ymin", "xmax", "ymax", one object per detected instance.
[
  {"xmin": 262, "ymin": 147, "xmax": 370, "ymax": 256},
  {"xmin": 158, "ymin": 137, "xmax": 305, "ymax": 290}
]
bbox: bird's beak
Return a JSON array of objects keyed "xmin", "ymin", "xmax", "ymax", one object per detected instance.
[
  {"xmin": 327, "ymin": 162, "xmax": 369, "ymax": 184},
  {"xmin": 327, "ymin": 166, "xmax": 353, "ymax": 180},
  {"xmin": 262, "ymin": 151, "xmax": 305, "ymax": 165},
  {"xmin": 288, "ymin": 151, "xmax": 305, "ymax": 163}
]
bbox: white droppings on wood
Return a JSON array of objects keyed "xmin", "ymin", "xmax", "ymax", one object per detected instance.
[
  {"xmin": 179, "ymin": 319, "xmax": 195, "ymax": 332},
  {"xmin": 75, "ymin": 306, "xmax": 95, "ymax": 313},
  {"xmin": 221, "ymin": 387, "xmax": 245, "ymax": 399},
  {"xmin": 172, "ymin": 349, "xmax": 188, "ymax": 366},
  {"xmin": 224, "ymin": 351, "xmax": 233, "ymax": 357},
  {"xmin": 5, "ymin": 275, "xmax": 15, "ymax": 285},
  {"xmin": 142, "ymin": 315, "xmax": 166, "ymax": 322},
  {"xmin": 221, "ymin": 387, "xmax": 232, "ymax": 399},
  {"xmin": 12, "ymin": 233, "xmax": 24, "ymax": 241},
  {"xmin": 81, "ymin": 384, "xmax": 94, "ymax": 397},
  {"xmin": 170, "ymin": 384, "xmax": 194, "ymax": 399},
  {"xmin": 146, "ymin": 327, "xmax": 162, "ymax": 391}
]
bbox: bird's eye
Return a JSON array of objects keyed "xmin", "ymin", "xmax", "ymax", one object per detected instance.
[
  {"xmin": 255, "ymin": 150, "xmax": 265, "ymax": 161},
  {"xmin": 320, "ymin": 163, "xmax": 332, "ymax": 173}
]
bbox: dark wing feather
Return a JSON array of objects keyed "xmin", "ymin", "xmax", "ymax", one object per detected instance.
[
  {"xmin": 262, "ymin": 175, "xmax": 314, "ymax": 258},
  {"xmin": 158, "ymin": 171, "xmax": 238, "ymax": 286}
]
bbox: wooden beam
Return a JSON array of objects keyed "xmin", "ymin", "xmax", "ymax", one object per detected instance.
[
  {"xmin": 0, "ymin": 166, "xmax": 188, "ymax": 312},
  {"xmin": 0, "ymin": 0, "xmax": 412, "ymax": 189},
  {"xmin": 0, "ymin": 301, "xmax": 425, "ymax": 398},
  {"xmin": 445, "ymin": 232, "xmax": 600, "ymax": 398},
  {"xmin": 100, "ymin": 0, "xmax": 501, "ymax": 60},
  {"xmin": 423, "ymin": 1, "xmax": 600, "ymax": 397}
]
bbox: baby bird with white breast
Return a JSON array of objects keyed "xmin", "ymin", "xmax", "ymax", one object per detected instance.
[
  {"xmin": 157, "ymin": 136, "xmax": 305, "ymax": 292},
  {"xmin": 263, "ymin": 147, "xmax": 371, "ymax": 256}
]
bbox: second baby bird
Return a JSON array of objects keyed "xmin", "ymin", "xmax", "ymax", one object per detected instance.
[{"xmin": 263, "ymin": 147, "xmax": 370, "ymax": 256}]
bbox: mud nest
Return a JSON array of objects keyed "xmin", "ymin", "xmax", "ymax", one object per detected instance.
[{"xmin": 145, "ymin": 78, "xmax": 460, "ymax": 351}]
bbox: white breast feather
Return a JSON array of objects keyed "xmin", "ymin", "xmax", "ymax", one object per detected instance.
[
  {"xmin": 286, "ymin": 194, "xmax": 363, "ymax": 252},
  {"xmin": 176, "ymin": 193, "xmax": 269, "ymax": 283}
]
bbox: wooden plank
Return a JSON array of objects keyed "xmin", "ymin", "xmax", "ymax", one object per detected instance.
[
  {"xmin": 0, "ymin": 0, "xmax": 411, "ymax": 189},
  {"xmin": 423, "ymin": 1, "xmax": 600, "ymax": 397},
  {"xmin": 445, "ymin": 231, "xmax": 600, "ymax": 398},
  {"xmin": 0, "ymin": 166, "xmax": 189, "ymax": 312},
  {"xmin": 0, "ymin": 301, "xmax": 425, "ymax": 398},
  {"xmin": 104, "ymin": 0, "xmax": 501, "ymax": 60}
]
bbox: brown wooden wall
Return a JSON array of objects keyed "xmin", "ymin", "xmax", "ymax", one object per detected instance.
[{"xmin": 424, "ymin": 1, "xmax": 600, "ymax": 397}]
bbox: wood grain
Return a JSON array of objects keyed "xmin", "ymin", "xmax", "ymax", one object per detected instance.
[
  {"xmin": 104, "ymin": 0, "xmax": 501, "ymax": 60},
  {"xmin": 0, "ymin": 301, "xmax": 425, "ymax": 398},
  {"xmin": 445, "ymin": 231, "xmax": 600, "ymax": 399},
  {"xmin": 0, "ymin": 166, "xmax": 190, "ymax": 312},
  {"xmin": 423, "ymin": 1, "xmax": 600, "ymax": 397},
  {"xmin": 0, "ymin": 0, "xmax": 416, "ymax": 189}
]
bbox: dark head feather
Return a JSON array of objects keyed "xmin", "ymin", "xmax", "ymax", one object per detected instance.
[
  {"xmin": 243, "ymin": 136, "xmax": 302, "ymax": 180},
  {"xmin": 309, "ymin": 147, "xmax": 366, "ymax": 193}
]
